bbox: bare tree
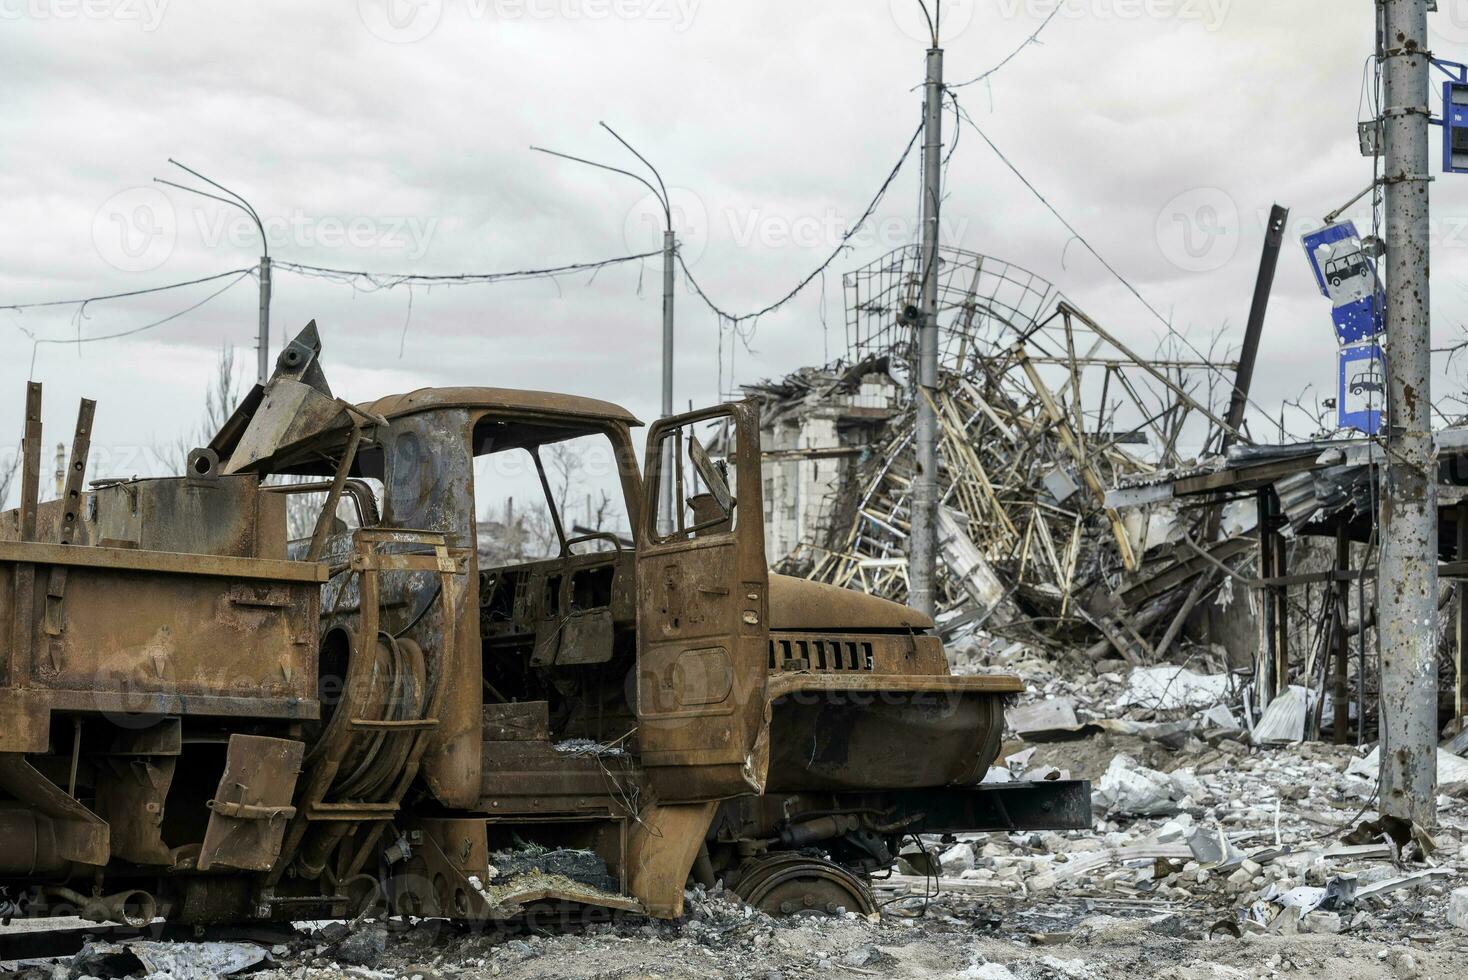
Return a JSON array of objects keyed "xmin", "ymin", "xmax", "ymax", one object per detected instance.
[
  {"xmin": 477, "ymin": 442, "xmax": 627, "ymax": 562},
  {"xmin": 0, "ymin": 447, "xmax": 18, "ymax": 511},
  {"xmin": 172, "ymin": 344, "xmax": 243, "ymax": 473}
]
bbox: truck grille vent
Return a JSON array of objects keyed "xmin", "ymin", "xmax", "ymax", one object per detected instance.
[{"xmin": 768, "ymin": 637, "xmax": 875, "ymax": 671}]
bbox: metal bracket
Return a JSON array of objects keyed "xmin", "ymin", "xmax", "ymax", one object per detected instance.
[{"xmin": 1434, "ymin": 56, "xmax": 1468, "ymax": 84}]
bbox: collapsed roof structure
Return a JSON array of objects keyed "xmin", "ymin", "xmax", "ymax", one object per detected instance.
[{"xmin": 747, "ymin": 245, "xmax": 1241, "ymax": 651}]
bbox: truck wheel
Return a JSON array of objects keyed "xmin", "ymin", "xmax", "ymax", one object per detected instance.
[{"xmin": 730, "ymin": 853, "xmax": 875, "ymax": 918}]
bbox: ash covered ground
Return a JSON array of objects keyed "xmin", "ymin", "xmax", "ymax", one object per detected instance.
[{"xmin": 10, "ymin": 641, "xmax": 1468, "ymax": 980}]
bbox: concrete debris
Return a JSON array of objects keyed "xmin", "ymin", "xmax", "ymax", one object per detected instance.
[
  {"xmin": 1007, "ymin": 698, "xmax": 1080, "ymax": 738},
  {"xmin": 1093, "ymin": 754, "xmax": 1191, "ymax": 817},
  {"xmin": 1251, "ymin": 685, "xmax": 1310, "ymax": 744},
  {"xmin": 1346, "ymin": 745, "xmax": 1468, "ymax": 790},
  {"xmin": 1200, "ymin": 704, "xmax": 1242, "ymax": 731},
  {"xmin": 941, "ymin": 841, "xmax": 979, "ymax": 876},
  {"xmin": 1451, "ymin": 886, "xmax": 1468, "ymax": 930},
  {"xmin": 1121, "ymin": 666, "xmax": 1230, "ymax": 711},
  {"xmin": 60, "ymin": 939, "xmax": 267, "ymax": 980}
]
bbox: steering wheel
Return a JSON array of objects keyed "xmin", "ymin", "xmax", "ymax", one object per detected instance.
[{"xmin": 565, "ymin": 532, "xmax": 624, "ymax": 554}]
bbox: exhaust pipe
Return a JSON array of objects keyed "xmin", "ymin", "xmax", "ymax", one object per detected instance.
[{"xmin": 46, "ymin": 886, "xmax": 157, "ymax": 927}]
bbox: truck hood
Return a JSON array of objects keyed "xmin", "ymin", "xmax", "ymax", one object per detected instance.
[{"xmin": 767, "ymin": 574, "xmax": 935, "ymax": 632}]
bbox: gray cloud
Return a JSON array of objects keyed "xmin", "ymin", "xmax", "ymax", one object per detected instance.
[{"xmin": 1, "ymin": 0, "xmax": 1464, "ymax": 479}]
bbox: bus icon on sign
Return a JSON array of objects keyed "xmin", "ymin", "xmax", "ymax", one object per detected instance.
[
  {"xmin": 1349, "ymin": 364, "xmax": 1384, "ymax": 397},
  {"xmin": 1326, "ymin": 250, "xmax": 1371, "ymax": 291}
]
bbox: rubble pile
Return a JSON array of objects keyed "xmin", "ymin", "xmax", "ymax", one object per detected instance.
[{"xmin": 871, "ymin": 646, "xmax": 1468, "ymax": 964}]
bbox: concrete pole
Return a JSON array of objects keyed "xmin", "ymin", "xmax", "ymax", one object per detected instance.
[
  {"xmin": 1378, "ymin": 0, "xmax": 1439, "ymax": 827},
  {"xmin": 257, "ymin": 255, "xmax": 273, "ymax": 384},
  {"xmin": 909, "ymin": 46, "xmax": 943, "ymax": 617},
  {"xmin": 659, "ymin": 228, "xmax": 676, "ymax": 534}
]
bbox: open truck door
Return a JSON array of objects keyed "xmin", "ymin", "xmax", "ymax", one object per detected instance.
[{"xmin": 636, "ymin": 403, "xmax": 769, "ymax": 802}]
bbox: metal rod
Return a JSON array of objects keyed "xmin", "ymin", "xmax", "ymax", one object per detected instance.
[
  {"xmin": 1459, "ymin": 501, "xmax": 1468, "ymax": 727},
  {"xmin": 306, "ymin": 424, "xmax": 362, "ymax": 563},
  {"xmin": 20, "ymin": 383, "xmax": 41, "ymax": 542},
  {"xmin": 910, "ymin": 44, "xmax": 944, "ymax": 617},
  {"xmin": 1223, "ymin": 204, "xmax": 1288, "ymax": 454},
  {"xmin": 1256, "ymin": 488, "xmax": 1276, "ymax": 711},
  {"xmin": 1335, "ymin": 525, "xmax": 1352, "ymax": 744},
  {"xmin": 1378, "ymin": 0, "xmax": 1439, "ymax": 827}
]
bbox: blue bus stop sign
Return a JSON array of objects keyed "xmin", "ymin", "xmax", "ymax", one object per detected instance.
[
  {"xmin": 1338, "ymin": 342, "xmax": 1386, "ymax": 435},
  {"xmin": 1302, "ymin": 222, "xmax": 1384, "ymax": 344}
]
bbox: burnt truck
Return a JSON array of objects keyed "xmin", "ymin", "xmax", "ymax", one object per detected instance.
[{"xmin": 0, "ymin": 324, "xmax": 1088, "ymax": 927}]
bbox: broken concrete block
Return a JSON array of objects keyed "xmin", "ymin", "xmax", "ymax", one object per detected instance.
[
  {"xmin": 1301, "ymin": 911, "xmax": 1344, "ymax": 935},
  {"xmin": 1450, "ymin": 887, "xmax": 1468, "ymax": 931},
  {"xmin": 1186, "ymin": 821, "xmax": 1244, "ymax": 868},
  {"xmin": 1122, "ymin": 665, "xmax": 1228, "ymax": 710},
  {"xmin": 966, "ymin": 965, "xmax": 1017, "ymax": 980},
  {"xmin": 1200, "ymin": 704, "xmax": 1241, "ymax": 731},
  {"xmin": 1155, "ymin": 814, "xmax": 1194, "ymax": 844},
  {"xmin": 1006, "ymin": 698, "xmax": 1079, "ymax": 738},
  {"xmin": 330, "ymin": 926, "xmax": 388, "ymax": 967},
  {"xmin": 1093, "ymin": 754, "xmax": 1182, "ymax": 817},
  {"xmin": 939, "ymin": 842, "xmax": 975, "ymax": 876}
]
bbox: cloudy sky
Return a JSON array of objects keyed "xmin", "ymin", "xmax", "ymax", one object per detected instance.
[{"xmin": 2, "ymin": 0, "xmax": 1466, "ymax": 493}]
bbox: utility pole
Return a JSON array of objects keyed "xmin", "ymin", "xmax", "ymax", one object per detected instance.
[
  {"xmin": 910, "ymin": 43, "xmax": 944, "ymax": 617},
  {"xmin": 155, "ymin": 160, "xmax": 271, "ymax": 382},
  {"xmin": 532, "ymin": 126, "xmax": 677, "ymax": 532},
  {"xmin": 1378, "ymin": 0, "xmax": 1439, "ymax": 827}
]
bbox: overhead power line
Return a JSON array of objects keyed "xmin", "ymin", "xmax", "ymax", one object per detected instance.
[
  {"xmin": 952, "ymin": 102, "xmax": 1278, "ymax": 427},
  {"xmin": 678, "ymin": 118, "xmax": 926, "ymax": 331},
  {"xmin": 18, "ymin": 269, "xmax": 254, "ymax": 377},
  {"xmin": 1, "ymin": 267, "xmax": 255, "ymax": 312},
  {"xmin": 948, "ymin": 5, "xmax": 1062, "ymax": 90},
  {"xmin": 273, "ymin": 251, "xmax": 662, "ymax": 291}
]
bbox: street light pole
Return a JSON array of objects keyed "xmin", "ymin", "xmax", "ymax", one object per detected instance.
[
  {"xmin": 663, "ymin": 226, "xmax": 675, "ymax": 421},
  {"xmin": 910, "ymin": 43, "xmax": 944, "ymax": 618},
  {"xmin": 155, "ymin": 160, "xmax": 271, "ymax": 382},
  {"xmin": 532, "ymin": 126, "xmax": 677, "ymax": 531},
  {"xmin": 1377, "ymin": 0, "xmax": 1439, "ymax": 827}
]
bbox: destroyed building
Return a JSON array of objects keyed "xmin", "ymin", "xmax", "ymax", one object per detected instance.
[{"xmin": 748, "ymin": 243, "xmax": 1468, "ymax": 752}]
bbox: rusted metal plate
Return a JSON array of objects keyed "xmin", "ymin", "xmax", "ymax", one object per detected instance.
[
  {"xmin": 26, "ymin": 566, "xmax": 317, "ymax": 715},
  {"xmin": 198, "ymin": 735, "xmax": 305, "ymax": 872},
  {"xmin": 0, "ymin": 540, "xmax": 326, "ymax": 582}
]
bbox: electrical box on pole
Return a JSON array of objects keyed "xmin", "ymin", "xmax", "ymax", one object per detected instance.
[
  {"xmin": 1445, "ymin": 82, "xmax": 1468, "ymax": 172},
  {"xmin": 1432, "ymin": 58, "xmax": 1468, "ymax": 173}
]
